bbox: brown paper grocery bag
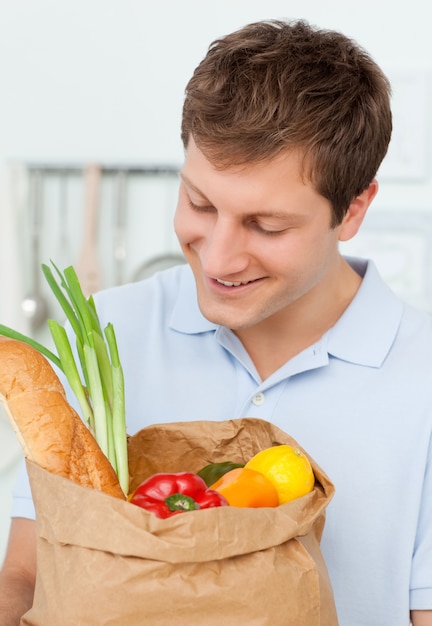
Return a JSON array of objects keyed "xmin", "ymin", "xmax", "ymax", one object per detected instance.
[{"xmin": 22, "ymin": 418, "xmax": 338, "ymax": 626}]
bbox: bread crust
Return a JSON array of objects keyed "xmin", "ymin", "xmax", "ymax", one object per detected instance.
[{"xmin": 0, "ymin": 336, "xmax": 125, "ymax": 499}]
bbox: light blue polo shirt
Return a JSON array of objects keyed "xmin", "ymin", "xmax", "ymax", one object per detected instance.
[{"xmin": 11, "ymin": 257, "xmax": 432, "ymax": 626}]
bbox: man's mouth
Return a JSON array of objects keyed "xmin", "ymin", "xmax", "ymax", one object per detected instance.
[{"xmin": 215, "ymin": 278, "xmax": 254, "ymax": 287}]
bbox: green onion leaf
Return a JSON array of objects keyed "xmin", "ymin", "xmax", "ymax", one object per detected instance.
[
  {"xmin": 47, "ymin": 320, "xmax": 94, "ymax": 430},
  {"xmin": 0, "ymin": 323, "xmax": 62, "ymax": 370}
]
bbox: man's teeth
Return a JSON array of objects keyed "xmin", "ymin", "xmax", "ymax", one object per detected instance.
[{"xmin": 215, "ymin": 278, "xmax": 251, "ymax": 287}]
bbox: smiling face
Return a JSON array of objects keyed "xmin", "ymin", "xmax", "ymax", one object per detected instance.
[{"xmin": 174, "ymin": 138, "xmax": 367, "ymax": 337}]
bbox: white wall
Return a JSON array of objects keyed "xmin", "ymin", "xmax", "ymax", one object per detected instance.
[
  {"xmin": 0, "ymin": 0, "xmax": 431, "ymax": 563},
  {"xmin": 1, "ymin": 1, "xmax": 432, "ymax": 271},
  {"xmin": 0, "ymin": 1, "xmax": 430, "ymax": 169}
]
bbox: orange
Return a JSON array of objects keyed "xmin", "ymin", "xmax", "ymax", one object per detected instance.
[
  {"xmin": 245, "ymin": 445, "xmax": 315, "ymax": 505},
  {"xmin": 210, "ymin": 467, "xmax": 279, "ymax": 508}
]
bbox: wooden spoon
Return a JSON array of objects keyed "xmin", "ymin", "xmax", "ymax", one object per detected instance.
[{"xmin": 76, "ymin": 164, "xmax": 101, "ymax": 297}]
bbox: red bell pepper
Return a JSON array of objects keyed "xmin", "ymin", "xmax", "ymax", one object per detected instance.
[{"xmin": 130, "ymin": 472, "xmax": 229, "ymax": 519}]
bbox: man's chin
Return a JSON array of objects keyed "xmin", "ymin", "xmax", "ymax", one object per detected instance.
[{"xmin": 197, "ymin": 302, "xmax": 261, "ymax": 332}]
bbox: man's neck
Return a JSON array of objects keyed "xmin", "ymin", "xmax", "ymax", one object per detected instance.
[{"xmin": 234, "ymin": 260, "xmax": 362, "ymax": 381}]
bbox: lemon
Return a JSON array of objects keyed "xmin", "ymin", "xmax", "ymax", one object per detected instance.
[{"xmin": 245, "ymin": 444, "xmax": 315, "ymax": 504}]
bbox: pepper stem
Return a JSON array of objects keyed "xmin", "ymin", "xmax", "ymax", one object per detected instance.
[{"xmin": 165, "ymin": 493, "xmax": 199, "ymax": 512}]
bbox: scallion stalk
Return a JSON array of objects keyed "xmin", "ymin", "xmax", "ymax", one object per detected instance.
[
  {"xmin": 47, "ymin": 319, "xmax": 94, "ymax": 429},
  {"xmin": 105, "ymin": 323, "xmax": 128, "ymax": 495}
]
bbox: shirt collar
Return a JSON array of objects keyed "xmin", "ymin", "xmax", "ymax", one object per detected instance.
[
  {"xmin": 325, "ymin": 257, "xmax": 403, "ymax": 367},
  {"xmin": 170, "ymin": 257, "xmax": 404, "ymax": 367}
]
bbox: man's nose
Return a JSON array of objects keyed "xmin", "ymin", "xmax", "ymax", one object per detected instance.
[{"xmin": 201, "ymin": 218, "xmax": 249, "ymax": 277}]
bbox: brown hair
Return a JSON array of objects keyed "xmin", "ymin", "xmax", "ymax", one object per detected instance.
[{"xmin": 181, "ymin": 19, "xmax": 392, "ymax": 225}]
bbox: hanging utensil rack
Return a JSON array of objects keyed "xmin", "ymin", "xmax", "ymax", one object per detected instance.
[
  {"xmin": 21, "ymin": 163, "xmax": 182, "ymax": 325},
  {"xmin": 25, "ymin": 164, "xmax": 179, "ymax": 176}
]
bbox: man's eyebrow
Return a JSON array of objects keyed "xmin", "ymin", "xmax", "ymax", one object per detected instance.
[
  {"xmin": 179, "ymin": 173, "xmax": 205, "ymax": 196},
  {"xmin": 179, "ymin": 172, "xmax": 304, "ymax": 220}
]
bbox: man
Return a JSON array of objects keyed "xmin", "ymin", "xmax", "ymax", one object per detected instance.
[{"xmin": 1, "ymin": 19, "xmax": 432, "ymax": 626}]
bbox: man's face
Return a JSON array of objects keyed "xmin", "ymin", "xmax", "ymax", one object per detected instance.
[{"xmin": 174, "ymin": 139, "xmax": 347, "ymax": 334}]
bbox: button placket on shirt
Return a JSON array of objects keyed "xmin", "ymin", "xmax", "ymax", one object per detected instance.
[
  {"xmin": 252, "ymin": 392, "xmax": 265, "ymax": 406},
  {"xmin": 240, "ymin": 385, "xmax": 279, "ymax": 418}
]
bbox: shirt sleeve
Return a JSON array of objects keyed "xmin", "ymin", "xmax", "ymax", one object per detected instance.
[
  {"xmin": 410, "ymin": 433, "xmax": 432, "ymax": 609},
  {"xmin": 10, "ymin": 459, "xmax": 35, "ymax": 520}
]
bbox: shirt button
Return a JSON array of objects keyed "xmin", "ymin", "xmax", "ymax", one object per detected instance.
[{"xmin": 252, "ymin": 392, "xmax": 265, "ymax": 406}]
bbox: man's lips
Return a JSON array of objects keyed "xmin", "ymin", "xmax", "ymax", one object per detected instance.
[
  {"xmin": 211, "ymin": 277, "xmax": 262, "ymax": 288},
  {"xmin": 215, "ymin": 277, "xmax": 253, "ymax": 287}
]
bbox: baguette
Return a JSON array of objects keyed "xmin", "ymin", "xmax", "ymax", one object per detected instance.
[{"xmin": 0, "ymin": 336, "xmax": 125, "ymax": 499}]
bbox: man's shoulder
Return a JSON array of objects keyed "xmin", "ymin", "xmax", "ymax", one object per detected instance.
[
  {"xmin": 399, "ymin": 300, "xmax": 432, "ymax": 336},
  {"xmin": 397, "ymin": 302, "xmax": 432, "ymax": 358},
  {"xmin": 95, "ymin": 264, "xmax": 192, "ymax": 307},
  {"xmin": 351, "ymin": 257, "xmax": 432, "ymax": 351},
  {"xmin": 91, "ymin": 264, "xmax": 196, "ymax": 333}
]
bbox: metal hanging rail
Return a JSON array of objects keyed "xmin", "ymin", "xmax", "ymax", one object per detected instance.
[{"xmin": 24, "ymin": 163, "xmax": 179, "ymax": 176}]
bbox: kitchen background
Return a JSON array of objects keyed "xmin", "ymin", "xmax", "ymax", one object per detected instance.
[{"xmin": 0, "ymin": 0, "xmax": 431, "ymax": 563}]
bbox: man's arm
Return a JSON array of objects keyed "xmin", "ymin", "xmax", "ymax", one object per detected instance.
[
  {"xmin": 412, "ymin": 611, "xmax": 432, "ymax": 625},
  {"xmin": 0, "ymin": 518, "xmax": 36, "ymax": 626}
]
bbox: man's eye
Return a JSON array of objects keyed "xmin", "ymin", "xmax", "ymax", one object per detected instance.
[
  {"xmin": 187, "ymin": 199, "xmax": 215, "ymax": 212},
  {"xmin": 251, "ymin": 221, "xmax": 287, "ymax": 236}
]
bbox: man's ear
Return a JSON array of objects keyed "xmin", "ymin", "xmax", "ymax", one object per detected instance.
[{"xmin": 338, "ymin": 179, "xmax": 379, "ymax": 242}]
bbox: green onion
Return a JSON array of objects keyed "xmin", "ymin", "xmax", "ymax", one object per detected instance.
[
  {"xmin": 0, "ymin": 261, "xmax": 129, "ymax": 496},
  {"xmin": 105, "ymin": 323, "xmax": 128, "ymax": 495},
  {"xmin": 0, "ymin": 325, "xmax": 61, "ymax": 369},
  {"xmin": 47, "ymin": 319, "xmax": 94, "ymax": 430}
]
